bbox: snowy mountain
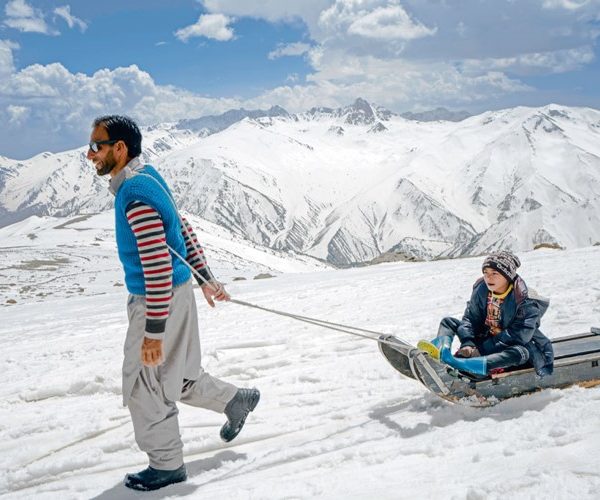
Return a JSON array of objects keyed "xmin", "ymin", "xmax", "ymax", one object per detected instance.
[
  {"xmin": 401, "ymin": 107, "xmax": 471, "ymax": 122},
  {"xmin": 0, "ymin": 124, "xmax": 200, "ymax": 227},
  {"xmin": 176, "ymin": 105, "xmax": 290, "ymax": 135},
  {"xmin": 1, "ymin": 102, "xmax": 600, "ymax": 265},
  {"xmin": 301, "ymin": 97, "xmax": 394, "ymax": 125}
]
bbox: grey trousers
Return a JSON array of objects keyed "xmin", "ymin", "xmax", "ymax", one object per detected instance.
[{"xmin": 124, "ymin": 280, "xmax": 238, "ymax": 470}]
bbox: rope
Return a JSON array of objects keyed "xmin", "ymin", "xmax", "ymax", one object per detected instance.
[
  {"xmin": 136, "ymin": 171, "xmax": 414, "ymax": 350},
  {"xmin": 167, "ymin": 241, "xmax": 413, "ymax": 350},
  {"xmin": 144, "ymin": 177, "xmax": 452, "ymax": 399},
  {"xmin": 229, "ymin": 298, "xmax": 397, "ymax": 342}
]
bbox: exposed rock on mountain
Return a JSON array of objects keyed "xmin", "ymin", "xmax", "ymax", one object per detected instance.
[
  {"xmin": 401, "ymin": 107, "xmax": 471, "ymax": 122},
  {"xmin": 1, "ymin": 102, "xmax": 599, "ymax": 266}
]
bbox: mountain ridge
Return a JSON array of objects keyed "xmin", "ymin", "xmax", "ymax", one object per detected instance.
[{"xmin": 1, "ymin": 101, "xmax": 599, "ymax": 266}]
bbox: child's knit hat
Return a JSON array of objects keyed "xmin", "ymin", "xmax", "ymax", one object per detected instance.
[{"xmin": 482, "ymin": 251, "xmax": 521, "ymax": 282}]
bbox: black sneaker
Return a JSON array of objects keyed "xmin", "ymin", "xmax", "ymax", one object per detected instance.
[
  {"xmin": 220, "ymin": 388, "xmax": 260, "ymax": 442},
  {"xmin": 124, "ymin": 464, "xmax": 187, "ymax": 491}
]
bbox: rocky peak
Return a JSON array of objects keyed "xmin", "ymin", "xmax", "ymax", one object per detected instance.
[
  {"xmin": 401, "ymin": 107, "xmax": 471, "ymax": 122},
  {"xmin": 303, "ymin": 99, "xmax": 393, "ymax": 125},
  {"xmin": 341, "ymin": 98, "xmax": 376, "ymax": 125},
  {"xmin": 176, "ymin": 105, "xmax": 290, "ymax": 134}
]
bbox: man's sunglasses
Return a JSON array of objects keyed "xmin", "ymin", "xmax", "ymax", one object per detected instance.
[{"xmin": 88, "ymin": 139, "xmax": 119, "ymax": 153}]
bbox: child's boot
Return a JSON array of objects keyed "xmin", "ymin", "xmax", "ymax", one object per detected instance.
[
  {"xmin": 440, "ymin": 349, "xmax": 488, "ymax": 376},
  {"xmin": 417, "ymin": 335, "xmax": 452, "ymax": 360}
]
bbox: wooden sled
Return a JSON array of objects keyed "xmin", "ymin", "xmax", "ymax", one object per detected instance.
[{"xmin": 378, "ymin": 327, "xmax": 600, "ymax": 407}]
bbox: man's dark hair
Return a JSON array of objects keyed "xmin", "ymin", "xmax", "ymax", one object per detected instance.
[{"xmin": 93, "ymin": 115, "xmax": 142, "ymax": 158}]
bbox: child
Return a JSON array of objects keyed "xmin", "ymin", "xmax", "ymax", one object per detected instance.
[{"xmin": 418, "ymin": 251, "xmax": 554, "ymax": 377}]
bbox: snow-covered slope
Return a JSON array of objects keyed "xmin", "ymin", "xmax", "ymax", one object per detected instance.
[
  {"xmin": 1, "ymin": 242, "xmax": 599, "ymax": 498},
  {"xmin": 0, "ymin": 212, "xmax": 328, "ymax": 306},
  {"xmin": 155, "ymin": 103, "xmax": 600, "ymax": 264},
  {"xmin": 1, "ymin": 102, "xmax": 600, "ymax": 265}
]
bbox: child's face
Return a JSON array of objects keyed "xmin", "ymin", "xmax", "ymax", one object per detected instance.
[{"xmin": 483, "ymin": 267, "xmax": 510, "ymax": 294}]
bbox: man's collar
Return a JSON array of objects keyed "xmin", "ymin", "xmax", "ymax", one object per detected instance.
[{"xmin": 108, "ymin": 157, "xmax": 144, "ymax": 196}]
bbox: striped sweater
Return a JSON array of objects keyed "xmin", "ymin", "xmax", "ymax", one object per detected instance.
[{"xmin": 126, "ymin": 200, "xmax": 212, "ymax": 339}]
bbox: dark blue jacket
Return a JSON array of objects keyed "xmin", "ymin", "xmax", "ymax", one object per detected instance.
[{"xmin": 458, "ymin": 276, "xmax": 554, "ymax": 377}]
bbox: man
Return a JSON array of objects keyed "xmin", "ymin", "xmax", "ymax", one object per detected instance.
[{"xmin": 87, "ymin": 115, "xmax": 260, "ymax": 491}]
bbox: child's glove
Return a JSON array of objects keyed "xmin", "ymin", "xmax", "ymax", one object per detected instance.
[{"xmin": 455, "ymin": 345, "xmax": 481, "ymax": 358}]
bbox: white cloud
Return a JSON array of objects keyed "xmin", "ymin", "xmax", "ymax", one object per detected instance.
[
  {"xmin": 175, "ymin": 13, "xmax": 235, "ymax": 42},
  {"xmin": 6, "ymin": 104, "xmax": 29, "ymax": 125},
  {"xmin": 201, "ymin": 0, "xmax": 330, "ymax": 24},
  {"xmin": 53, "ymin": 5, "xmax": 87, "ymax": 32},
  {"xmin": 4, "ymin": 16, "xmax": 51, "ymax": 33},
  {"xmin": 2, "ymin": 63, "xmax": 239, "ymax": 121},
  {"xmin": 198, "ymin": 0, "xmax": 599, "ymax": 111},
  {"xmin": 3, "ymin": 0, "xmax": 57, "ymax": 35},
  {"xmin": 346, "ymin": 4, "xmax": 437, "ymax": 40},
  {"xmin": 461, "ymin": 46, "xmax": 595, "ymax": 75},
  {"xmin": 246, "ymin": 51, "xmax": 532, "ymax": 113},
  {"xmin": 3, "ymin": 1, "xmax": 600, "ymax": 158},
  {"xmin": 268, "ymin": 42, "xmax": 311, "ymax": 60},
  {"xmin": 0, "ymin": 54, "xmax": 533, "ymax": 158},
  {"xmin": 5, "ymin": 0, "xmax": 34, "ymax": 17},
  {"xmin": 317, "ymin": 1, "xmax": 436, "ymax": 41},
  {"xmin": 0, "ymin": 63, "xmax": 241, "ymax": 158},
  {"xmin": 0, "ymin": 40, "xmax": 19, "ymax": 78},
  {"xmin": 542, "ymin": 0, "xmax": 597, "ymax": 9}
]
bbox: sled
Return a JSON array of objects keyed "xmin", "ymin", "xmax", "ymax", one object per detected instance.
[{"xmin": 378, "ymin": 327, "xmax": 600, "ymax": 407}]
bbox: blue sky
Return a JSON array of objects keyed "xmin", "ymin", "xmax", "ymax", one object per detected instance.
[
  {"xmin": 8, "ymin": 1, "xmax": 313, "ymax": 97},
  {"xmin": 1, "ymin": 0, "xmax": 599, "ymax": 158}
]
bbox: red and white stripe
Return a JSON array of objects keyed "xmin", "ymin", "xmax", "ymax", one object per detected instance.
[
  {"xmin": 126, "ymin": 203, "xmax": 214, "ymax": 337},
  {"xmin": 181, "ymin": 217, "xmax": 210, "ymax": 282},
  {"xmin": 127, "ymin": 202, "xmax": 173, "ymax": 326}
]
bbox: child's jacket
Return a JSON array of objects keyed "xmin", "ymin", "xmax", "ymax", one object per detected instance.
[{"xmin": 458, "ymin": 276, "xmax": 554, "ymax": 376}]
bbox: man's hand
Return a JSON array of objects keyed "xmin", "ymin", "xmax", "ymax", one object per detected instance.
[
  {"xmin": 201, "ymin": 281, "xmax": 230, "ymax": 307},
  {"xmin": 142, "ymin": 337, "xmax": 163, "ymax": 366}
]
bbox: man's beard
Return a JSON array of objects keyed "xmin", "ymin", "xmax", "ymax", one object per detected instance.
[
  {"xmin": 95, "ymin": 153, "xmax": 117, "ymax": 176},
  {"xmin": 96, "ymin": 163, "xmax": 115, "ymax": 176}
]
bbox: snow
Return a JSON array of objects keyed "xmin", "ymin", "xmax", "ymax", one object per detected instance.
[
  {"xmin": 3, "ymin": 103, "xmax": 600, "ymax": 265},
  {"xmin": 1, "ymin": 213, "xmax": 600, "ymax": 499}
]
